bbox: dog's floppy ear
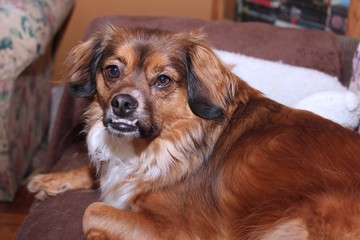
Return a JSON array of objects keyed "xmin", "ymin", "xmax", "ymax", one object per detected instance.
[
  {"xmin": 184, "ymin": 30, "xmax": 236, "ymax": 120},
  {"xmin": 64, "ymin": 28, "xmax": 111, "ymax": 97}
]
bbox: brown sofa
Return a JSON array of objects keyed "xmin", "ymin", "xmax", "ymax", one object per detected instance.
[{"xmin": 15, "ymin": 15, "xmax": 359, "ymax": 239}]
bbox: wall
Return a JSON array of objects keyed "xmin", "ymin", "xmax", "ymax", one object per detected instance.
[{"xmin": 346, "ymin": 0, "xmax": 360, "ymax": 38}]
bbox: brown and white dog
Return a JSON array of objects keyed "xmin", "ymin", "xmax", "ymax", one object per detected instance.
[{"xmin": 28, "ymin": 25, "xmax": 360, "ymax": 239}]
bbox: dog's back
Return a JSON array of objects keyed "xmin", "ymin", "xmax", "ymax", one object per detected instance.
[
  {"xmin": 136, "ymin": 95, "xmax": 360, "ymax": 239},
  {"xmin": 216, "ymin": 96, "xmax": 360, "ymax": 239}
]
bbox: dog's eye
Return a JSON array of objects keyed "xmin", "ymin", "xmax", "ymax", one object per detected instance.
[
  {"xmin": 105, "ymin": 65, "xmax": 120, "ymax": 79},
  {"xmin": 155, "ymin": 75, "xmax": 172, "ymax": 88}
]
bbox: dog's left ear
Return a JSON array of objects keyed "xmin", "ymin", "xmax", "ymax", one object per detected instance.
[
  {"xmin": 63, "ymin": 26, "xmax": 115, "ymax": 97},
  {"xmin": 184, "ymin": 30, "xmax": 236, "ymax": 120}
]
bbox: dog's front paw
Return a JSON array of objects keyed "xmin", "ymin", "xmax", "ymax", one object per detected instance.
[
  {"xmin": 83, "ymin": 202, "xmax": 112, "ymax": 240},
  {"xmin": 85, "ymin": 230, "xmax": 109, "ymax": 240},
  {"xmin": 27, "ymin": 173, "xmax": 70, "ymax": 200}
]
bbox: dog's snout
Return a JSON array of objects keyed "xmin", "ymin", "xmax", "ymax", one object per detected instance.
[{"xmin": 111, "ymin": 94, "xmax": 138, "ymax": 117}]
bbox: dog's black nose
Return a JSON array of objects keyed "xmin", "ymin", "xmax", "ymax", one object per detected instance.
[{"xmin": 111, "ymin": 94, "xmax": 138, "ymax": 117}]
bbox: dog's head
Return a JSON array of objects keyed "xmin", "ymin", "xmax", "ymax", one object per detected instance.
[{"xmin": 65, "ymin": 26, "xmax": 239, "ymax": 138}]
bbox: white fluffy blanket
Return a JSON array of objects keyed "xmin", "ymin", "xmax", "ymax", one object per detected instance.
[{"xmin": 216, "ymin": 50, "xmax": 360, "ymax": 129}]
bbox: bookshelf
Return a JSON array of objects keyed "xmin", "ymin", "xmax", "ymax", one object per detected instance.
[{"xmin": 238, "ymin": 0, "xmax": 350, "ymax": 35}]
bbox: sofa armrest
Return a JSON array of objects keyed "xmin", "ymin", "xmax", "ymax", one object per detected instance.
[
  {"xmin": 337, "ymin": 35, "xmax": 360, "ymax": 87},
  {"xmin": 0, "ymin": 0, "xmax": 74, "ymax": 81},
  {"xmin": 0, "ymin": 0, "xmax": 74, "ymax": 201}
]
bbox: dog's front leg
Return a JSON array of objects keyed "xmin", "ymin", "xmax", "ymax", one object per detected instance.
[
  {"xmin": 83, "ymin": 202, "xmax": 166, "ymax": 240},
  {"xmin": 27, "ymin": 166, "xmax": 96, "ymax": 200}
]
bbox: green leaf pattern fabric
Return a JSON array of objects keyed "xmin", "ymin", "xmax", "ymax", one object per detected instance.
[{"xmin": 0, "ymin": 0, "xmax": 74, "ymax": 201}]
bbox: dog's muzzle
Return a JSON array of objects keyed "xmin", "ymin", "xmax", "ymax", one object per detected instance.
[{"xmin": 104, "ymin": 94, "xmax": 140, "ymax": 136}]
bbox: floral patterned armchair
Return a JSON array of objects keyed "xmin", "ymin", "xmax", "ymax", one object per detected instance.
[{"xmin": 0, "ymin": 0, "xmax": 74, "ymax": 201}]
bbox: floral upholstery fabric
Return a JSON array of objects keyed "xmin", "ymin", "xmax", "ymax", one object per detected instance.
[{"xmin": 0, "ymin": 0, "xmax": 74, "ymax": 201}]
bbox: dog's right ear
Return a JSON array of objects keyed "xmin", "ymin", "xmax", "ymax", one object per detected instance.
[{"xmin": 64, "ymin": 32, "xmax": 108, "ymax": 97}]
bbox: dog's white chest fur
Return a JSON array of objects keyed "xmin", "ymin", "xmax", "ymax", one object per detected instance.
[
  {"xmin": 87, "ymin": 121, "xmax": 139, "ymax": 209},
  {"xmin": 85, "ymin": 108, "xmax": 217, "ymax": 210}
]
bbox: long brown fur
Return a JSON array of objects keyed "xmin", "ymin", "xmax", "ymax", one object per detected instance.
[{"xmin": 28, "ymin": 25, "xmax": 360, "ymax": 239}]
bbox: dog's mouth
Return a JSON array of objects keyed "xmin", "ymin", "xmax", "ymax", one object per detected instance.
[
  {"xmin": 111, "ymin": 118, "xmax": 138, "ymax": 129},
  {"xmin": 104, "ymin": 117, "xmax": 140, "ymax": 137}
]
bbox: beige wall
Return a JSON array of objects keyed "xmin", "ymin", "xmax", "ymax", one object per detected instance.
[
  {"xmin": 53, "ymin": 0, "xmax": 226, "ymax": 82},
  {"xmin": 346, "ymin": 0, "xmax": 360, "ymax": 38}
]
